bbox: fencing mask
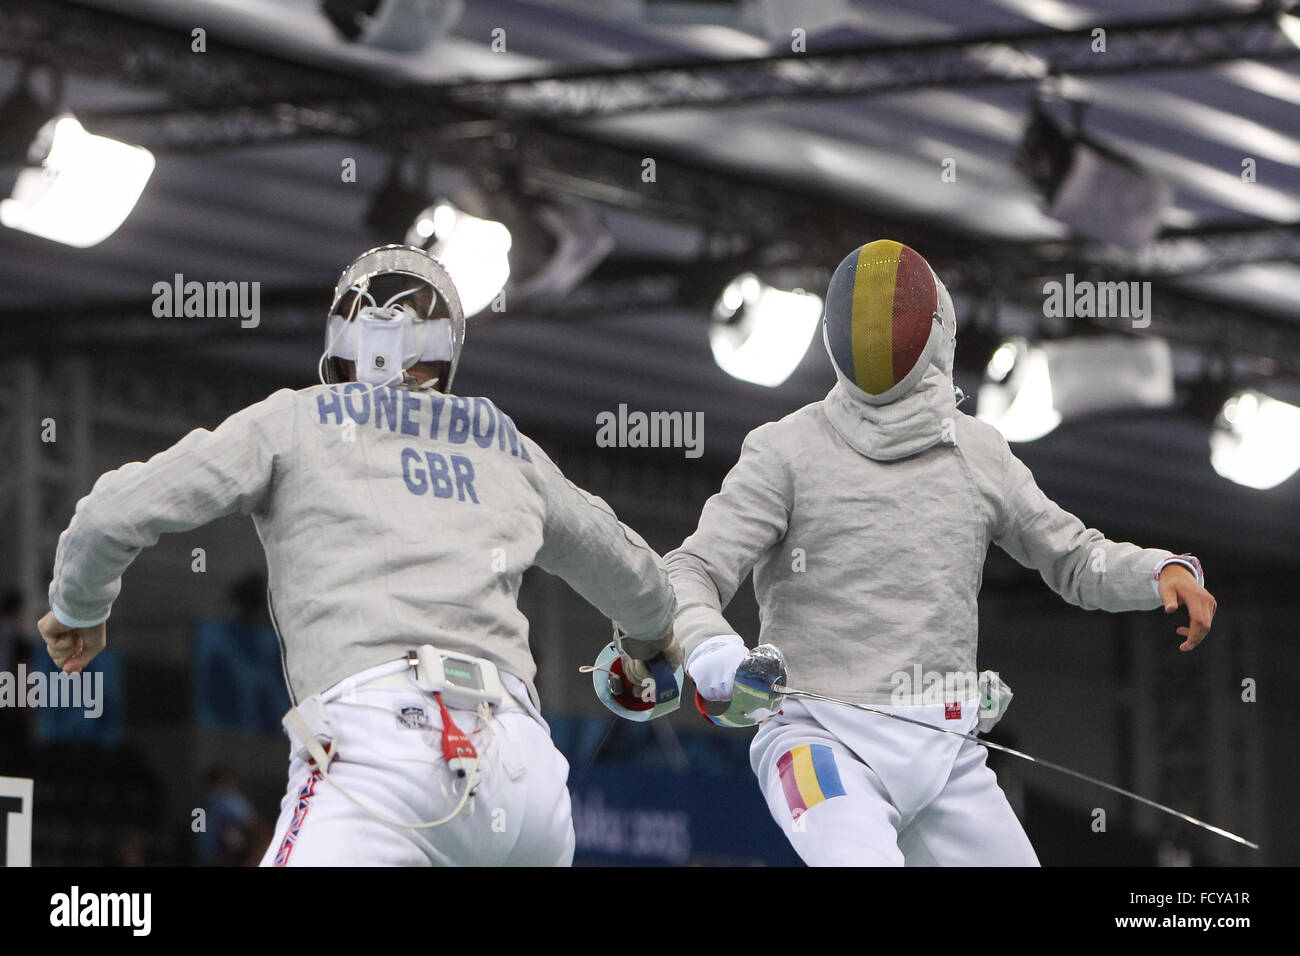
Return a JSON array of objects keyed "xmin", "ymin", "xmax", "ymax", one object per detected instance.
[{"xmin": 822, "ymin": 239, "xmax": 955, "ymax": 405}]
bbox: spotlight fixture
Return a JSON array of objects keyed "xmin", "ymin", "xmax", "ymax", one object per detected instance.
[
  {"xmin": 1279, "ymin": 4, "xmax": 1300, "ymax": 49},
  {"xmin": 977, "ymin": 337, "xmax": 1060, "ymax": 442},
  {"xmin": 1210, "ymin": 390, "xmax": 1300, "ymax": 490},
  {"xmin": 1016, "ymin": 102, "xmax": 1171, "ymax": 249},
  {"xmin": 0, "ymin": 70, "xmax": 153, "ymax": 248},
  {"xmin": 367, "ymin": 156, "xmax": 612, "ymax": 316},
  {"xmin": 406, "ymin": 201, "xmax": 512, "ymax": 318},
  {"xmin": 710, "ymin": 274, "xmax": 822, "ymax": 388},
  {"xmin": 1, "ymin": 116, "xmax": 154, "ymax": 248},
  {"xmin": 506, "ymin": 200, "xmax": 613, "ymax": 305},
  {"xmin": 977, "ymin": 335, "xmax": 1174, "ymax": 442}
]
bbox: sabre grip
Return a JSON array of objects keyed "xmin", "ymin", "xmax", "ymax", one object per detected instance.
[
  {"xmin": 640, "ymin": 653, "xmax": 679, "ymax": 704},
  {"xmin": 590, "ymin": 642, "xmax": 684, "ymax": 722}
]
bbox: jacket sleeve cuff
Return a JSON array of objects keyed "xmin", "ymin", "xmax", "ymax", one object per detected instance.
[
  {"xmin": 615, "ymin": 631, "xmax": 672, "ymax": 661},
  {"xmin": 51, "ymin": 602, "xmax": 110, "ymax": 629},
  {"xmin": 1151, "ymin": 555, "xmax": 1204, "ymax": 599}
]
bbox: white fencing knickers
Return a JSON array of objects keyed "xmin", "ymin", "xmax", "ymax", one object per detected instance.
[
  {"xmin": 260, "ymin": 661, "xmax": 574, "ymax": 867},
  {"xmin": 749, "ymin": 696, "xmax": 1039, "ymax": 866}
]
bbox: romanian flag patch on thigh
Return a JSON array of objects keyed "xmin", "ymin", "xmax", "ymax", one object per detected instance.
[{"xmin": 777, "ymin": 744, "xmax": 847, "ymax": 820}]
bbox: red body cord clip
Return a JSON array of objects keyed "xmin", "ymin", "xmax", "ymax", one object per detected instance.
[{"xmin": 435, "ymin": 692, "xmax": 477, "ymax": 777}]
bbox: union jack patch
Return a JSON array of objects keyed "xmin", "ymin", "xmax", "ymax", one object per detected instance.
[{"xmin": 273, "ymin": 770, "xmax": 321, "ymax": 867}]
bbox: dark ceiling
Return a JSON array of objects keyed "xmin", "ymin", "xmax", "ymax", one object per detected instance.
[{"xmin": 3, "ymin": 0, "xmax": 1299, "ymax": 566}]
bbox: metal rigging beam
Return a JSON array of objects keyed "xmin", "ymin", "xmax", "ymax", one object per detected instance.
[
  {"xmin": 4, "ymin": 2, "xmax": 1297, "ymax": 274},
  {"xmin": 2, "ymin": 0, "xmax": 1299, "ymax": 370},
  {"xmin": 15, "ymin": 2, "xmax": 1297, "ymax": 123},
  {"xmin": 448, "ymin": 8, "xmax": 1300, "ymax": 119}
]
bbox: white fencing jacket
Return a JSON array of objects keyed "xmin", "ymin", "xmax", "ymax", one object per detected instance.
[
  {"xmin": 667, "ymin": 332, "xmax": 1185, "ymax": 706},
  {"xmin": 49, "ymin": 384, "xmax": 676, "ymax": 707}
]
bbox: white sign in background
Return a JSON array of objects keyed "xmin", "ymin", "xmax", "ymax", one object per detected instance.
[{"xmin": 0, "ymin": 776, "xmax": 33, "ymax": 867}]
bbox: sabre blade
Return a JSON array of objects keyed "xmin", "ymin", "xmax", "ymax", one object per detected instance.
[{"xmin": 773, "ymin": 684, "xmax": 1259, "ymax": 851}]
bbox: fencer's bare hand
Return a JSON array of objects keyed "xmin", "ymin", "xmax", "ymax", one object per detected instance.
[
  {"xmin": 37, "ymin": 611, "xmax": 107, "ymax": 674},
  {"xmin": 1156, "ymin": 565, "xmax": 1216, "ymax": 652}
]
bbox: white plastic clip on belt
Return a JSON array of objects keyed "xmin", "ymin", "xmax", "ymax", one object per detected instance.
[
  {"xmin": 409, "ymin": 645, "xmax": 509, "ymax": 710},
  {"xmin": 277, "ymin": 646, "xmax": 512, "ymax": 832},
  {"xmin": 283, "ymin": 696, "xmax": 336, "ymax": 772}
]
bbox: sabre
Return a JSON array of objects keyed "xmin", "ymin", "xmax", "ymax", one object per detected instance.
[{"xmin": 773, "ymin": 682, "xmax": 1259, "ymax": 851}]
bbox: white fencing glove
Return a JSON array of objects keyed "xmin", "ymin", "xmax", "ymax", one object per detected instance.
[{"xmin": 686, "ymin": 634, "xmax": 748, "ymax": 701}]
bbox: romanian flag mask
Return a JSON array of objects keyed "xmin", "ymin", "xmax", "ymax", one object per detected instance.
[{"xmin": 822, "ymin": 239, "xmax": 955, "ymax": 406}]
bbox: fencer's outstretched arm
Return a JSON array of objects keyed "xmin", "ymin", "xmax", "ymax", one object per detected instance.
[
  {"xmin": 40, "ymin": 389, "xmax": 295, "ymax": 671},
  {"xmin": 48, "ymin": 390, "xmax": 294, "ymax": 626},
  {"xmin": 526, "ymin": 440, "xmax": 676, "ymax": 657},
  {"xmin": 993, "ymin": 439, "xmax": 1215, "ymax": 646},
  {"xmin": 665, "ymin": 425, "xmax": 790, "ymax": 663}
]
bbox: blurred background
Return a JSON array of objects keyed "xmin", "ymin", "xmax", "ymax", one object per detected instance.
[{"xmin": 1, "ymin": 0, "xmax": 1298, "ymax": 866}]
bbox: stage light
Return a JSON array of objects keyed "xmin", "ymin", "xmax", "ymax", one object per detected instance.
[
  {"xmin": 1210, "ymin": 390, "xmax": 1300, "ymax": 490},
  {"xmin": 977, "ymin": 338, "xmax": 1061, "ymax": 442},
  {"xmin": 1016, "ymin": 104, "xmax": 1171, "ymax": 249},
  {"xmin": 1279, "ymin": 8, "xmax": 1300, "ymax": 49},
  {"xmin": 407, "ymin": 201, "xmax": 512, "ymax": 318},
  {"xmin": 368, "ymin": 149, "xmax": 612, "ymax": 314},
  {"xmin": 508, "ymin": 201, "xmax": 613, "ymax": 304},
  {"xmin": 978, "ymin": 335, "xmax": 1174, "ymax": 442},
  {"xmin": 710, "ymin": 274, "xmax": 822, "ymax": 387},
  {"xmin": 0, "ymin": 114, "xmax": 154, "ymax": 248}
]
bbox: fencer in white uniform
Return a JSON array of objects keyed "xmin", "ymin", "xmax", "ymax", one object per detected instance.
[
  {"xmin": 38, "ymin": 245, "xmax": 679, "ymax": 867},
  {"xmin": 667, "ymin": 240, "xmax": 1217, "ymax": 866}
]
